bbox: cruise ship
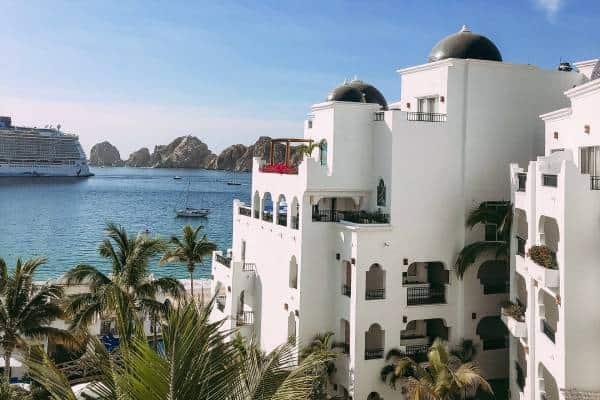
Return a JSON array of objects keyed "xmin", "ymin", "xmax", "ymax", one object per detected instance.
[{"xmin": 0, "ymin": 116, "xmax": 92, "ymax": 177}]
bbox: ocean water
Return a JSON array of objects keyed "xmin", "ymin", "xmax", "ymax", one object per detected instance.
[{"xmin": 0, "ymin": 167, "xmax": 250, "ymax": 280}]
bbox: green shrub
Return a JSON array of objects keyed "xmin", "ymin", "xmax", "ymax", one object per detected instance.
[{"xmin": 527, "ymin": 245, "xmax": 557, "ymax": 269}]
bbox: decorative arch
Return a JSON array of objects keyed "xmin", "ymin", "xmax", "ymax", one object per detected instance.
[
  {"xmin": 377, "ymin": 178, "xmax": 386, "ymax": 207},
  {"xmin": 319, "ymin": 139, "xmax": 328, "ymax": 166},
  {"xmin": 276, "ymin": 194, "xmax": 288, "ymax": 226},
  {"xmin": 539, "ymin": 290, "xmax": 558, "ymax": 342},
  {"xmin": 261, "ymin": 192, "xmax": 273, "ymax": 222},
  {"xmin": 476, "ymin": 316, "xmax": 508, "ymax": 350},
  {"xmin": 290, "ymin": 197, "xmax": 299, "ymax": 229},
  {"xmin": 365, "ymin": 323, "xmax": 384, "ymax": 360},
  {"xmin": 477, "ymin": 260, "xmax": 509, "ymax": 294},
  {"xmin": 538, "ymin": 363, "xmax": 559, "ymax": 400},
  {"xmin": 289, "ymin": 256, "xmax": 298, "ymax": 289},
  {"xmin": 253, "ymin": 191, "xmax": 260, "ymax": 219},
  {"xmin": 365, "ymin": 264, "xmax": 385, "ymax": 300}
]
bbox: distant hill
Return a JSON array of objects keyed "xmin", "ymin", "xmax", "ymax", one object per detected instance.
[{"xmin": 89, "ymin": 136, "xmax": 302, "ymax": 172}]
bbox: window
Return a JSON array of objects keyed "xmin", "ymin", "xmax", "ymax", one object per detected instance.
[
  {"xmin": 417, "ymin": 96, "xmax": 439, "ymax": 113},
  {"xmin": 319, "ymin": 140, "xmax": 328, "ymax": 166},
  {"xmin": 376, "ymin": 179, "xmax": 386, "ymax": 207},
  {"xmin": 307, "ymin": 120, "xmax": 313, "ymax": 129}
]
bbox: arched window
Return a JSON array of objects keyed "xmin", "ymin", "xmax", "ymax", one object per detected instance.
[
  {"xmin": 377, "ymin": 179, "xmax": 386, "ymax": 207},
  {"xmin": 477, "ymin": 260, "xmax": 509, "ymax": 294},
  {"xmin": 365, "ymin": 264, "xmax": 385, "ymax": 300},
  {"xmin": 365, "ymin": 324, "xmax": 384, "ymax": 360},
  {"xmin": 476, "ymin": 316, "xmax": 508, "ymax": 350},
  {"xmin": 289, "ymin": 256, "xmax": 298, "ymax": 289},
  {"xmin": 290, "ymin": 197, "xmax": 299, "ymax": 229},
  {"xmin": 262, "ymin": 193, "xmax": 273, "ymax": 222},
  {"xmin": 277, "ymin": 194, "xmax": 288, "ymax": 226},
  {"xmin": 319, "ymin": 140, "xmax": 328, "ymax": 166},
  {"xmin": 288, "ymin": 312, "xmax": 296, "ymax": 345}
]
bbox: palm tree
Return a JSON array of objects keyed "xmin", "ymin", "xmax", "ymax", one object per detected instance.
[
  {"xmin": 0, "ymin": 377, "xmax": 31, "ymax": 399},
  {"xmin": 64, "ymin": 222, "xmax": 184, "ymax": 342},
  {"xmin": 0, "ymin": 257, "xmax": 76, "ymax": 380},
  {"xmin": 454, "ymin": 201, "xmax": 512, "ymax": 279},
  {"xmin": 25, "ymin": 299, "xmax": 335, "ymax": 400},
  {"xmin": 300, "ymin": 332, "xmax": 339, "ymax": 400},
  {"xmin": 296, "ymin": 139, "xmax": 325, "ymax": 159},
  {"xmin": 160, "ymin": 224, "xmax": 217, "ymax": 298},
  {"xmin": 381, "ymin": 339, "xmax": 491, "ymax": 400}
]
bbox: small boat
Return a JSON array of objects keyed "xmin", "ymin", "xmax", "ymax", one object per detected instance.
[
  {"xmin": 175, "ymin": 179, "xmax": 209, "ymax": 218},
  {"xmin": 227, "ymin": 170, "xmax": 242, "ymax": 186},
  {"xmin": 173, "ymin": 176, "xmax": 182, "ymax": 180}
]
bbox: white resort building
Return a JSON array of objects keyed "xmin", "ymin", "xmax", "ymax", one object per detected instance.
[
  {"xmin": 509, "ymin": 59, "xmax": 600, "ymax": 400},
  {"xmin": 211, "ymin": 26, "xmax": 589, "ymax": 399}
]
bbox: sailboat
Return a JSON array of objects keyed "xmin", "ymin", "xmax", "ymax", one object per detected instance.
[
  {"xmin": 227, "ymin": 169, "xmax": 242, "ymax": 186},
  {"xmin": 175, "ymin": 179, "xmax": 209, "ymax": 218}
]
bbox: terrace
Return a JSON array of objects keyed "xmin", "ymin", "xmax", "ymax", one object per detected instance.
[{"xmin": 258, "ymin": 138, "xmax": 314, "ymax": 175}]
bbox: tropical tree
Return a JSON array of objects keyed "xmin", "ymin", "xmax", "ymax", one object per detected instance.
[
  {"xmin": 0, "ymin": 377, "xmax": 32, "ymax": 399},
  {"xmin": 381, "ymin": 339, "xmax": 491, "ymax": 400},
  {"xmin": 160, "ymin": 224, "xmax": 216, "ymax": 298},
  {"xmin": 454, "ymin": 201, "xmax": 512, "ymax": 279},
  {"xmin": 63, "ymin": 223, "xmax": 184, "ymax": 342},
  {"xmin": 296, "ymin": 139, "xmax": 325, "ymax": 159},
  {"xmin": 0, "ymin": 257, "xmax": 77, "ymax": 381},
  {"xmin": 300, "ymin": 332, "xmax": 340, "ymax": 400},
  {"xmin": 25, "ymin": 299, "xmax": 335, "ymax": 400}
]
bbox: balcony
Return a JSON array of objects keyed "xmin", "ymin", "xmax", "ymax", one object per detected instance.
[
  {"xmin": 406, "ymin": 112, "xmax": 447, "ymax": 122},
  {"xmin": 259, "ymin": 163, "xmax": 298, "ymax": 175},
  {"xmin": 238, "ymin": 205, "xmax": 252, "ymax": 217},
  {"xmin": 341, "ymin": 284, "xmax": 351, "ymax": 297},
  {"xmin": 364, "ymin": 348, "xmax": 384, "ymax": 360},
  {"xmin": 527, "ymin": 258, "xmax": 559, "ymax": 288},
  {"xmin": 406, "ymin": 285, "xmax": 446, "ymax": 306},
  {"xmin": 258, "ymin": 137, "xmax": 314, "ymax": 175},
  {"xmin": 242, "ymin": 262, "xmax": 256, "ymax": 273},
  {"xmin": 516, "ymin": 173, "xmax": 527, "ymax": 192},
  {"xmin": 501, "ymin": 305, "xmax": 527, "ymax": 338},
  {"xmin": 312, "ymin": 209, "xmax": 389, "ymax": 224},
  {"xmin": 365, "ymin": 288, "xmax": 385, "ymax": 300},
  {"xmin": 542, "ymin": 319, "xmax": 556, "ymax": 343},
  {"xmin": 236, "ymin": 311, "xmax": 254, "ymax": 326},
  {"xmin": 215, "ymin": 254, "xmax": 231, "ymax": 268}
]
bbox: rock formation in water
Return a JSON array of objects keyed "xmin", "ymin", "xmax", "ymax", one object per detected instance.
[
  {"xmin": 89, "ymin": 141, "xmax": 123, "ymax": 167},
  {"xmin": 92, "ymin": 135, "xmax": 304, "ymax": 171}
]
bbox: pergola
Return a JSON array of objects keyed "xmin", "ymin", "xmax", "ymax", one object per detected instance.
[{"xmin": 268, "ymin": 138, "xmax": 314, "ymax": 166}]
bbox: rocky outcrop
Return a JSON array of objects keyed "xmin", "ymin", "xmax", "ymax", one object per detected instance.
[
  {"xmin": 125, "ymin": 147, "xmax": 151, "ymax": 167},
  {"xmin": 89, "ymin": 141, "xmax": 123, "ymax": 166},
  {"xmin": 90, "ymin": 135, "xmax": 304, "ymax": 171}
]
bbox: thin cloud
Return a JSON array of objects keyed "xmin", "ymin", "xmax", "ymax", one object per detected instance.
[{"xmin": 533, "ymin": 0, "xmax": 564, "ymax": 20}]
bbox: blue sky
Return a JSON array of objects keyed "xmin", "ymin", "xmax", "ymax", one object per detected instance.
[{"xmin": 1, "ymin": 0, "xmax": 599, "ymax": 156}]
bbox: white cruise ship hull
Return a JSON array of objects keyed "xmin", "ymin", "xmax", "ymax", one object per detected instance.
[{"xmin": 0, "ymin": 162, "xmax": 93, "ymax": 177}]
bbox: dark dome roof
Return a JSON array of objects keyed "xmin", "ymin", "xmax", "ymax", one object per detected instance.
[
  {"xmin": 349, "ymin": 79, "xmax": 388, "ymax": 110},
  {"xmin": 591, "ymin": 60, "xmax": 600, "ymax": 80},
  {"xmin": 428, "ymin": 25, "xmax": 502, "ymax": 63},
  {"xmin": 326, "ymin": 83, "xmax": 365, "ymax": 103}
]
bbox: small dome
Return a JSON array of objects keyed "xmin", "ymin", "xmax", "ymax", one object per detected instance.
[
  {"xmin": 349, "ymin": 78, "xmax": 388, "ymax": 110},
  {"xmin": 591, "ymin": 60, "xmax": 600, "ymax": 80},
  {"xmin": 428, "ymin": 25, "xmax": 502, "ymax": 63},
  {"xmin": 326, "ymin": 83, "xmax": 365, "ymax": 103}
]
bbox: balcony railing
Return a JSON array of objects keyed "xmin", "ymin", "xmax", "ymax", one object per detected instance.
[
  {"xmin": 542, "ymin": 319, "xmax": 556, "ymax": 343},
  {"xmin": 407, "ymin": 285, "xmax": 445, "ymax": 305},
  {"xmin": 365, "ymin": 288, "xmax": 385, "ymax": 300},
  {"xmin": 277, "ymin": 213, "xmax": 288, "ymax": 226},
  {"xmin": 542, "ymin": 174, "xmax": 558, "ymax": 187},
  {"xmin": 515, "ymin": 362, "xmax": 526, "ymax": 392},
  {"xmin": 404, "ymin": 343, "xmax": 430, "ymax": 356},
  {"xmin": 262, "ymin": 212, "xmax": 273, "ymax": 222},
  {"xmin": 291, "ymin": 216, "xmax": 299, "ymax": 230},
  {"xmin": 342, "ymin": 284, "xmax": 351, "ymax": 297},
  {"xmin": 364, "ymin": 348, "xmax": 384, "ymax": 360},
  {"xmin": 406, "ymin": 112, "xmax": 447, "ymax": 122},
  {"xmin": 374, "ymin": 111, "xmax": 384, "ymax": 121},
  {"xmin": 242, "ymin": 262, "xmax": 256, "ymax": 272},
  {"xmin": 239, "ymin": 206, "xmax": 252, "ymax": 217},
  {"xmin": 591, "ymin": 176, "xmax": 600, "ymax": 190},
  {"xmin": 259, "ymin": 163, "xmax": 298, "ymax": 175},
  {"xmin": 517, "ymin": 236, "xmax": 526, "ymax": 257},
  {"xmin": 216, "ymin": 254, "xmax": 231, "ymax": 268},
  {"xmin": 237, "ymin": 311, "xmax": 254, "ymax": 326},
  {"xmin": 517, "ymin": 173, "xmax": 527, "ymax": 192},
  {"xmin": 312, "ymin": 210, "xmax": 389, "ymax": 224}
]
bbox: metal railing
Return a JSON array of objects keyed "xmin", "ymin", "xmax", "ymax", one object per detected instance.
[
  {"xmin": 239, "ymin": 206, "xmax": 252, "ymax": 217},
  {"xmin": 517, "ymin": 173, "xmax": 527, "ymax": 192},
  {"xmin": 312, "ymin": 210, "xmax": 389, "ymax": 224},
  {"xmin": 342, "ymin": 284, "xmax": 351, "ymax": 297},
  {"xmin": 365, "ymin": 288, "xmax": 385, "ymax": 300},
  {"xmin": 312, "ymin": 210, "xmax": 343, "ymax": 222},
  {"xmin": 242, "ymin": 262, "xmax": 256, "ymax": 272},
  {"xmin": 542, "ymin": 319, "xmax": 556, "ymax": 343},
  {"xmin": 407, "ymin": 286, "xmax": 445, "ymax": 305},
  {"xmin": 542, "ymin": 174, "xmax": 558, "ymax": 187},
  {"xmin": 291, "ymin": 216, "xmax": 299, "ymax": 230},
  {"xmin": 591, "ymin": 176, "xmax": 600, "ymax": 190},
  {"xmin": 517, "ymin": 236, "xmax": 526, "ymax": 257},
  {"xmin": 374, "ymin": 111, "xmax": 384, "ymax": 121},
  {"xmin": 262, "ymin": 212, "xmax": 273, "ymax": 222},
  {"xmin": 237, "ymin": 311, "xmax": 254, "ymax": 326},
  {"xmin": 216, "ymin": 254, "xmax": 231, "ymax": 268},
  {"xmin": 277, "ymin": 213, "xmax": 288, "ymax": 226},
  {"xmin": 406, "ymin": 112, "xmax": 447, "ymax": 122},
  {"xmin": 364, "ymin": 348, "xmax": 384, "ymax": 360}
]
